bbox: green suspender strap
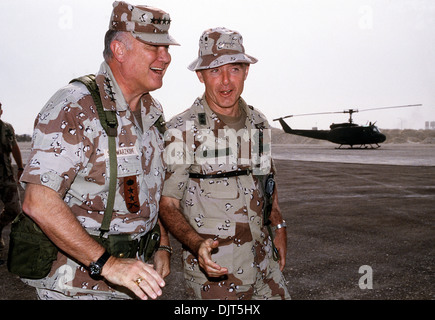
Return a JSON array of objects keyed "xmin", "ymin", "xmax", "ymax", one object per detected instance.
[{"xmin": 70, "ymin": 75, "xmax": 118, "ymax": 237}]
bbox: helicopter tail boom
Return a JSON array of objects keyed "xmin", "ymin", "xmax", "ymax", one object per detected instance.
[{"xmin": 275, "ymin": 118, "xmax": 330, "ymax": 141}]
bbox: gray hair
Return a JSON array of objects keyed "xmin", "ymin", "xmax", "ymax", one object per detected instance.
[{"xmin": 103, "ymin": 30, "xmax": 133, "ymax": 62}]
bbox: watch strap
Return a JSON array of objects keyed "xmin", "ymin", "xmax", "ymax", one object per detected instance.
[
  {"xmin": 272, "ymin": 220, "xmax": 287, "ymax": 231},
  {"xmin": 95, "ymin": 250, "xmax": 111, "ymax": 269},
  {"xmin": 90, "ymin": 250, "xmax": 111, "ymax": 277}
]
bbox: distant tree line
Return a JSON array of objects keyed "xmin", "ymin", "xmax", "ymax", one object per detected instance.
[{"xmin": 16, "ymin": 134, "xmax": 32, "ymax": 142}]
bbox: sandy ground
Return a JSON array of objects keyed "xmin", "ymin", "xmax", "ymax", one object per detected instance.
[{"xmin": 0, "ymin": 143, "xmax": 433, "ymax": 300}]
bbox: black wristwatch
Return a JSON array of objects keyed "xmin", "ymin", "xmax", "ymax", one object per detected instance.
[{"xmin": 89, "ymin": 250, "xmax": 111, "ymax": 277}]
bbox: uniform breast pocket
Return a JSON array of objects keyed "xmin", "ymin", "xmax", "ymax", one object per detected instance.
[
  {"xmin": 114, "ymin": 153, "xmax": 143, "ymax": 213},
  {"xmin": 190, "ymin": 217, "xmax": 235, "ymax": 237},
  {"xmin": 109, "ymin": 147, "xmax": 142, "ymax": 178},
  {"xmin": 200, "ymin": 177, "xmax": 239, "ymax": 199}
]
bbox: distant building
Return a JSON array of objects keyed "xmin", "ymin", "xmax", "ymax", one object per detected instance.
[{"xmin": 425, "ymin": 121, "xmax": 435, "ymax": 130}]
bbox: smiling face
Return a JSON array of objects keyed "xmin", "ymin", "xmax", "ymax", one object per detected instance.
[
  {"xmin": 110, "ymin": 32, "xmax": 172, "ymax": 97},
  {"xmin": 123, "ymin": 38, "xmax": 172, "ymax": 93},
  {"xmin": 196, "ymin": 63, "xmax": 250, "ymax": 116}
]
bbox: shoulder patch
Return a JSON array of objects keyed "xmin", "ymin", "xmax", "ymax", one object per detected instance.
[{"xmin": 198, "ymin": 113, "xmax": 207, "ymax": 125}]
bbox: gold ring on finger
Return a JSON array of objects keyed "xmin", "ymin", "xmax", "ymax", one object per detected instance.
[{"xmin": 135, "ymin": 277, "xmax": 143, "ymax": 286}]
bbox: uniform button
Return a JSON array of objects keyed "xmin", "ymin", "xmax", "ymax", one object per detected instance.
[
  {"xmin": 41, "ymin": 173, "xmax": 50, "ymax": 183},
  {"xmin": 118, "ymin": 253, "xmax": 124, "ymax": 258}
]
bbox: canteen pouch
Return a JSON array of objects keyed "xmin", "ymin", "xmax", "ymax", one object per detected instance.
[
  {"xmin": 141, "ymin": 223, "xmax": 161, "ymax": 262},
  {"xmin": 92, "ymin": 234, "xmax": 138, "ymax": 259},
  {"xmin": 7, "ymin": 214, "xmax": 58, "ymax": 279},
  {"xmin": 91, "ymin": 223, "xmax": 161, "ymax": 261}
]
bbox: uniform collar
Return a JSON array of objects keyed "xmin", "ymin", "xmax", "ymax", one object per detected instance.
[
  {"xmin": 195, "ymin": 94, "xmax": 265, "ymax": 126},
  {"xmin": 94, "ymin": 62, "xmax": 164, "ymax": 130},
  {"xmin": 95, "ymin": 62, "xmax": 129, "ymax": 112}
]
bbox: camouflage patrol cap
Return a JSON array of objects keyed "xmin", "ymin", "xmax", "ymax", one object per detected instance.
[
  {"xmin": 188, "ymin": 27, "xmax": 257, "ymax": 71},
  {"xmin": 109, "ymin": 1, "xmax": 179, "ymax": 46}
]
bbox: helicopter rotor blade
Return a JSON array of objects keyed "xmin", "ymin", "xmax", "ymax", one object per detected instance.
[
  {"xmin": 272, "ymin": 104, "xmax": 422, "ymax": 122},
  {"xmin": 282, "ymin": 114, "xmax": 294, "ymax": 120},
  {"xmin": 272, "ymin": 115, "xmax": 293, "ymax": 121},
  {"xmin": 358, "ymin": 104, "xmax": 422, "ymax": 112},
  {"xmin": 273, "ymin": 111, "xmax": 343, "ymax": 121}
]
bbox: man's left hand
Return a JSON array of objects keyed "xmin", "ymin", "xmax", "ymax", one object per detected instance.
[{"xmin": 154, "ymin": 250, "xmax": 171, "ymax": 279}]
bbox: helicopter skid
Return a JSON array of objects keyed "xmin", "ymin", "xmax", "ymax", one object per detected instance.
[{"xmin": 336, "ymin": 144, "xmax": 381, "ymax": 149}]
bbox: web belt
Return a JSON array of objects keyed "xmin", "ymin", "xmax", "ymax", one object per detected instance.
[{"xmin": 189, "ymin": 169, "xmax": 251, "ymax": 179}]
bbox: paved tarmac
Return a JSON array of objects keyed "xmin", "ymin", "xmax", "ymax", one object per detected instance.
[
  {"xmin": 0, "ymin": 143, "xmax": 434, "ymax": 300},
  {"xmin": 272, "ymin": 143, "xmax": 435, "ymax": 166}
]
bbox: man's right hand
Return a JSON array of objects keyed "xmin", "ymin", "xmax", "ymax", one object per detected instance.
[
  {"xmin": 197, "ymin": 239, "xmax": 228, "ymax": 278},
  {"xmin": 159, "ymin": 196, "xmax": 229, "ymax": 278},
  {"xmin": 101, "ymin": 256, "xmax": 165, "ymax": 300}
]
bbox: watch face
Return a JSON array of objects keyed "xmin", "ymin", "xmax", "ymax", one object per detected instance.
[{"xmin": 89, "ymin": 262, "xmax": 101, "ymax": 276}]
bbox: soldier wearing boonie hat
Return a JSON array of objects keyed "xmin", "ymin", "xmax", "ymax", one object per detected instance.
[
  {"xmin": 161, "ymin": 27, "xmax": 290, "ymax": 300},
  {"xmin": 109, "ymin": 1, "xmax": 179, "ymax": 46},
  {"xmin": 188, "ymin": 27, "xmax": 257, "ymax": 71}
]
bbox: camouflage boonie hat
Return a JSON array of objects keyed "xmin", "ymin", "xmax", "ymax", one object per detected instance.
[
  {"xmin": 109, "ymin": 1, "xmax": 179, "ymax": 46},
  {"xmin": 188, "ymin": 27, "xmax": 257, "ymax": 71}
]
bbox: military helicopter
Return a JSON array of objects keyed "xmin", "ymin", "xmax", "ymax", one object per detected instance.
[{"xmin": 273, "ymin": 104, "xmax": 422, "ymax": 149}]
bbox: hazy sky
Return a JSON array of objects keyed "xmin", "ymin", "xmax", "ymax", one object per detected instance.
[{"xmin": 1, "ymin": 0, "xmax": 434, "ymax": 134}]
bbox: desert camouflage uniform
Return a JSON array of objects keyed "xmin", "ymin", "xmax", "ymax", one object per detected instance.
[
  {"xmin": 20, "ymin": 61, "xmax": 166, "ymax": 299},
  {"xmin": 163, "ymin": 95, "xmax": 290, "ymax": 299},
  {"xmin": 0, "ymin": 120, "xmax": 21, "ymax": 230}
]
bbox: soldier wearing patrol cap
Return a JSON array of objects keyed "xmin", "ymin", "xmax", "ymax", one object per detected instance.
[
  {"xmin": 19, "ymin": 1, "xmax": 178, "ymax": 300},
  {"xmin": 160, "ymin": 27, "xmax": 290, "ymax": 299}
]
